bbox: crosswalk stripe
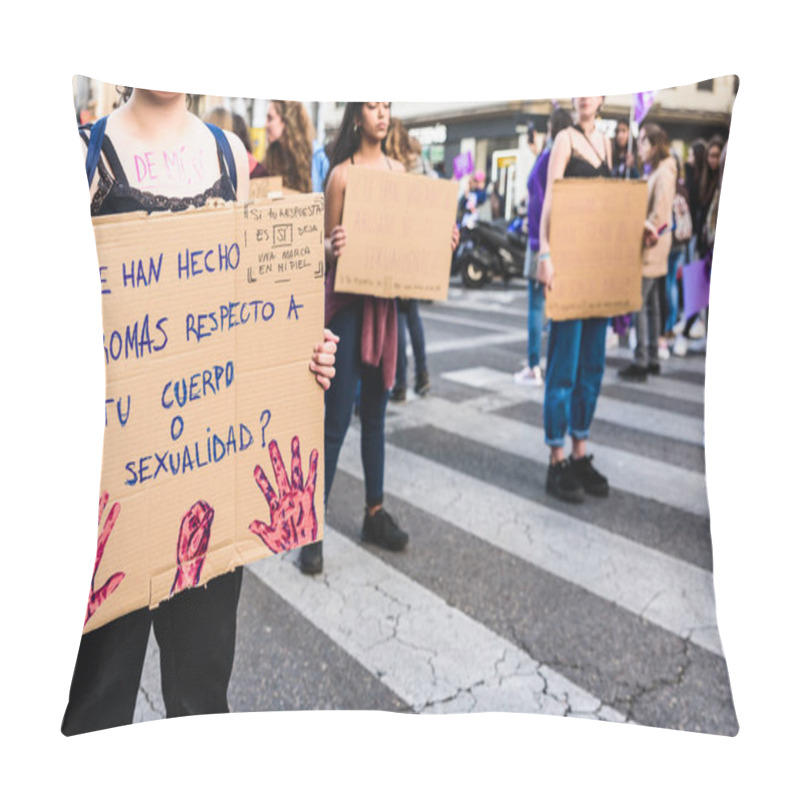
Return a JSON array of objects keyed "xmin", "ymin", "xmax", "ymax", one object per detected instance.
[
  {"xmin": 419, "ymin": 308, "xmax": 523, "ymax": 334},
  {"xmin": 247, "ymin": 527, "xmax": 628, "ymax": 720},
  {"xmin": 441, "ymin": 366, "xmax": 705, "ymax": 446},
  {"xmin": 386, "ymin": 395, "xmax": 709, "ymax": 518},
  {"xmin": 336, "ymin": 436, "xmax": 723, "ymax": 656},
  {"xmin": 426, "ymin": 331, "xmax": 530, "ymax": 355}
]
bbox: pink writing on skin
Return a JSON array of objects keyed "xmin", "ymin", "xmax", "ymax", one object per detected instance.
[{"xmin": 134, "ymin": 152, "xmax": 159, "ymax": 183}]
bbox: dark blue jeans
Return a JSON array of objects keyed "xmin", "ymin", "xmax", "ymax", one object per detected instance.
[
  {"xmin": 527, "ymin": 278, "xmax": 546, "ymax": 368},
  {"xmin": 325, "ymin": 300, "xmax": 390, "ymax": 508},
  {"xmin": 543, "ymin": 317, "xmax": 607, "ymax": 447},
  {"xmin": 395, "ymin": 300, "xmax": 427, "ymax": 389}
]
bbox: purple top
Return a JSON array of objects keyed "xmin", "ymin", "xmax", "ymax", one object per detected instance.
[{"xmin": 527, "ymin": 149, "xmax": 551, "ymax": 252}]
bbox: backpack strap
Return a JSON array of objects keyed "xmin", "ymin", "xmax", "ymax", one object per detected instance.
[
  {"xmin": 205, "ymin": 123, "xmax": 237, "ymax": 195},
  {"xmin": 84, "ymin": 116, "xmax": 108, "ymax": 187}
]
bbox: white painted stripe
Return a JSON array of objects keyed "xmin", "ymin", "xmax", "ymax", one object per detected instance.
[
  {"xmin": 443, "ymin": 289, "xmax": 530, "ymax": 317},
  {"xmin": 417, "ymin": 308, "xmax": 522, "ymax": 334},
  {"xmin": 337, "ymin": 437, "xmax": 723, "ymax": 656},
  {"xmin": 248, "ymin": 527, "xmax": 627, "ymax": 720},
  {"xmin": 426, "ymin": 331, "xmax": 529, "ymax": 355},
  {"xmin": 441, "ymin": 366, "xmax": 705, "ymax": 446},
  {"xmin": 385, "ymin": 396, "xmax": 709, "ymax": 518}
]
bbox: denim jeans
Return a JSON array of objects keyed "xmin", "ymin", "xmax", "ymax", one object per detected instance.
[
  {"xmin": 665, "ymin": 247, "xmax": 684, "ymax": 333},
  {"xmin": 544, "ymin": 317, "xmax": 607, "ymax": 447},
  {"xmin": 523, "ymin": 243, "xmax": 546, "ymax": 368},
  {"xmin": 634, "ymin": 277, "xmax": 661, "ymax": 368},
  {"xmin": 395, "ymin": 300, "xmax": 427, "ymax": 389},
  {"xmin": 324, "ymin": 299, "xmax": 390, "ymax": 508}
]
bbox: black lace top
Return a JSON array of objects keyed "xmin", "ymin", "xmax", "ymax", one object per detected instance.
[
  {"xmin": 563, "ymin": 125, "xmax": 611, "ymax": 179},
  {"xmin": 79, "ymin": 126, "xmax": 237, "ymax": 217}
]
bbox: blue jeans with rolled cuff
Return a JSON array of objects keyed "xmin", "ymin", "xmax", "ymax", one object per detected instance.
[
  {"xmin": 324, "ymin": 299, "xmax": 390, "ymax": 508},
  {"xmin": 543, "ymin": 317, "xmax": 607, "ymax": 448}
]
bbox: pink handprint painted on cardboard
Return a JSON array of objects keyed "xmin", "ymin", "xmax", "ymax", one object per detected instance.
[
  {"xmin": 85, "ymin": 491, "xmax": 126, "ymax": 625},
  {"xmin": 171, "ymin": 500, "xmax": 214, "ymax": 596},
  {"xmin": 249, "ymin": 436, "xmax": 319, "ymax": 553}
]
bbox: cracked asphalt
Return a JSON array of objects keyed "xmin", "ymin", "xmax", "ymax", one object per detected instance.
[{"xmin": 133, "ymin": 279, "xmax": 737, "ymax": 736}]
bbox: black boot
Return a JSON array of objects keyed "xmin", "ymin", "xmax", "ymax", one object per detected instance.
[
  {"xmin": 362, "ymin": 509, "xmax": 409, "ymax": 551},
  {"xmin": 299, "ymin": 540, "xmax": 323, "ymax": 575}
]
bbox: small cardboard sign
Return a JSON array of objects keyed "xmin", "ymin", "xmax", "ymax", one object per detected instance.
[
  {"xmin": 85, "ymin": 195, "xmax": 326, "ymax": 633},
  {"xmin": 547, "ymin": 178, "xmax": 648, "ymax": 321},
  {"xmin": 249, "ymin": 176, "xmax": 283, "ymax": 198},
  {"xmin": 333, "ymin": 167, "xmax": 459, "ymax": 301}
]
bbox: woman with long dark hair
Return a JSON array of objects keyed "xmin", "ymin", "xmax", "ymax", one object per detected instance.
[
  {"xmin": 298, "ymin": 102, "xmax": 458, "ymax": 575},
  {"xmin": 611, "ymin": 118, "xmax": 640, "ymax": 179},
  {"xmin": 63, "ymin": 88, "xmax": 337, "ymax": 734}
]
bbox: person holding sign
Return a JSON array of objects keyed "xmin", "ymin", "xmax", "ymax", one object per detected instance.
[
  {"xmin": 536, "ymin": 96, "xmax": 613, "ymax": 504},
  {"xmin": 63, "ymin": 87, "xmax": 338, "ymax": 735},
  {"xmin": 298, "ymin": 102, "xmax": 458, "ymax": 575}
]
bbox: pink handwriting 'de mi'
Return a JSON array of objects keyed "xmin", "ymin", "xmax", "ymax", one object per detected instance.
[{"xmin": 133, "ymin": 147, "xmax": 204, "ymax": 187}]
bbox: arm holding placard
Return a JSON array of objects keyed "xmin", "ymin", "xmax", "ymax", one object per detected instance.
[{"xmin": 536, "ymin": 129, "xmax": 572, "ymax": 294}]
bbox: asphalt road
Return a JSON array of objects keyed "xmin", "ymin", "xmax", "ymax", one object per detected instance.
[{"xmin": 134, "ymin": 276, "xmax": 736, "ymax": 735}]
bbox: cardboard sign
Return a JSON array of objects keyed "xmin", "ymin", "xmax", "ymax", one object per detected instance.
[
  {"xmin": 85, "ymin": 195, "xmax": 326, "ymax": 633},
  {"xmin": 334, "ymin": 167, "xmax": 459, "ymax": 301},
  {"xmin": 249, "ymin": 176, "xmax": 283, "ymax": 198},
  {"xmin": 547, "ymin": 178, "xmax": 648, "ymax": 321}
]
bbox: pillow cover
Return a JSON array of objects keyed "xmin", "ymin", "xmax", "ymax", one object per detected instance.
[{"xmin": 63, "ymin": 77, "xmax": 737, "ymax": 737}]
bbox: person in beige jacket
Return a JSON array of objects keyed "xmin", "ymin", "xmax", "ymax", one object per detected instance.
[{"xmin": 619, "ymin": 123, "xmax": 677, "ymax": 381}]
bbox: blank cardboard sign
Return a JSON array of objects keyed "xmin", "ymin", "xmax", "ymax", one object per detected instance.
[
  {"xmin": 85, "ymin": 195, "xmax": 325, "ymax": 634},
  {"xmin": 334, "ymin": 167, "xmax": 459, "ymax": 301},
  {"xmin": 548, "ymin": 178, "xmax": 648, "ymax": 321}
]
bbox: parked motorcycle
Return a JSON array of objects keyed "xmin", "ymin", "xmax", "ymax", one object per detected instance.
[{"xmin": 453, "ymin": 213, "xmax": 527, "ymax": 288}]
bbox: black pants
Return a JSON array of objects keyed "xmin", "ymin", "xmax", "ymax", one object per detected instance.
[{"xmin": 62, "ymin": 567, "xmax": 243, "ymax": 736}]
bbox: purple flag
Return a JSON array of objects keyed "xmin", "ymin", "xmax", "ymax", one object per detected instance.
[
  {"xmin": 453, "ymin": 151, "xmax": 474, "ymax": 180},
  {"xmin": 681, "ymin": 259, "xmax": 711, "ymax": 320},
  {"xmin": 634, "ymin": 91, "xmax": 656, "ymax": 125}
]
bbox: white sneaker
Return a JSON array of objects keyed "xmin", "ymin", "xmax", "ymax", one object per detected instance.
[
  {"xmin": 605, "ymin": 329, "xmax": 619, "ymax": 351},
  {"xmin": 688, "ymin": 317, "xmax": 706, "ymax": 339},
  {"xmin": 658, "ymin": 341, "xmax": 670, "ymax": 361},
  {"xmin": 514, "ymin": 365, "xmax": 543, "ymax": 386},
  {"xmin": 672, "ymin": 335, "xmax": 688, "ymax": 357}
]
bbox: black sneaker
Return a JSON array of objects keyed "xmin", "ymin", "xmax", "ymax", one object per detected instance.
[
  {"xmin": 389, "ymin": 386, "xmax": 407, "ymax": 403},
  {"xmin": 362, "ymin": 508, "xmax": 409, "ymax": 551},
  {"xmin": 646, "ymin": 363, "xmax": 661, "ymax": 375},
  {"xmin": 546, "ymin": 459, "xmax": 585, "ymax": 503},
  {"xmin": 569, "ymin": 454, "xmax": 609, "ymax": 498},
  {"xmin": 414, "ymin": 370, "xmax": 431, "ymax": 396},
  {"xmin": 299, "ymin": 540, "xmax": 323, "ymax": 575},
  {"xmin": 618, "ymin": 363, "xmax": 648, "ymax": 382}
]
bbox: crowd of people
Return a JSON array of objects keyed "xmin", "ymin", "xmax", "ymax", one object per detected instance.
[{"xmin": 65, "ymin": 90, "xmax": 726, "ymax": 734}]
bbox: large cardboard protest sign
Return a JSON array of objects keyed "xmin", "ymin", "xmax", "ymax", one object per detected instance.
[
  {"xmin": 334, "ymin": 167, "xmax": 459, "ymax": 301},
  {"xmin": 548, "ymin": 178, "xmax": 648, "ymax": 321},
  {"xmin": 85, "ymin": 195, "xmax": 325, "ymax": 633}
]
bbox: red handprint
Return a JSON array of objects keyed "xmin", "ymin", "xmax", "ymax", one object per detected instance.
[
  {"xmin": 249, "ymin": 437, "xmax": 319, "ymax": 554},
  {"xmin": 171, "ymin": 500, "xmax": 214, "ymax": 596},
  {"xmin": 85, "ymin": 491, "xmax": 126, "ymax": 625}
]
